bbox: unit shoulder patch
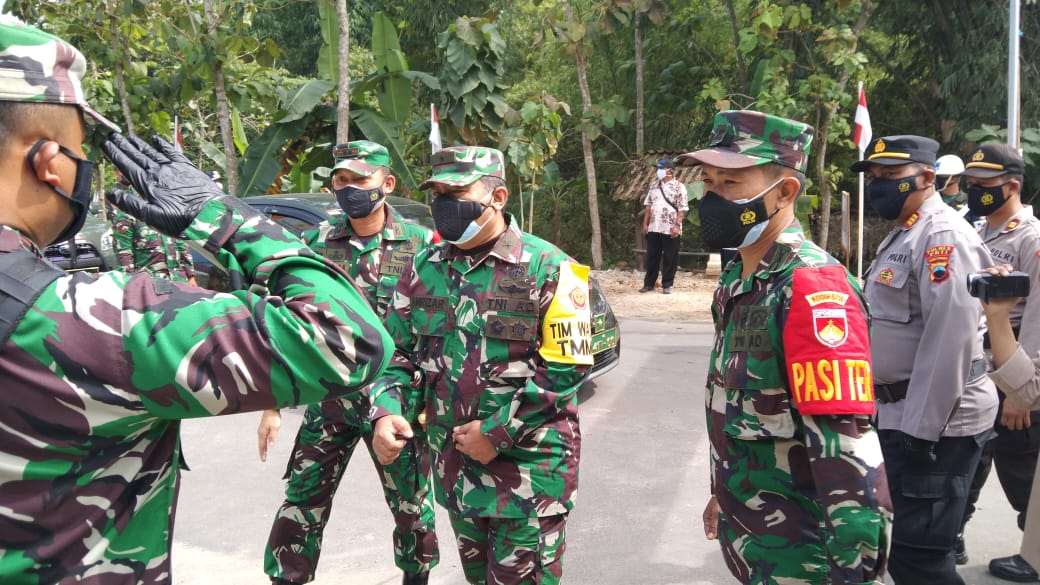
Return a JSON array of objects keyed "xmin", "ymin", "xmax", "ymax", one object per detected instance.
[{"xmin": 783, "ymin": 265, "xmax": 874, "ymax": 416}]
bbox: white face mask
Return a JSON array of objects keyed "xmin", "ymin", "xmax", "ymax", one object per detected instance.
[{"xmin": 656, "ymin": 168, "xmax": 668, "ymax": 180}]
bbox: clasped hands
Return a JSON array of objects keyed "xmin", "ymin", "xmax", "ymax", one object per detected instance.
[{"xmin": 373, "ymin": 416, "xmax": 499, "ymax": 464}]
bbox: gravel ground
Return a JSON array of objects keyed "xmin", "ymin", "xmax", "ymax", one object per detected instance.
[{"xmin": 592, "ymin": 268, "xmax": 716, "ymax": 322}]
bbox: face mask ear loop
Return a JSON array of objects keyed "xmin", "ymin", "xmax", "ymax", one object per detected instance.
[{"xmin": 26, "ymin": 139, "xmax": 47, "ymax": 175}]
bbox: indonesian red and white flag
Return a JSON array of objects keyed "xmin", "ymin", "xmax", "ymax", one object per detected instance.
[
  {"xmin": 429, "ymin": 103, "xmax": 442, "ymax": 154},
  {"xmin": 173, "ymin": 115, "xmax": 184, "ymax": 152},
  {"xmin": 853, "ymin": 83, "xmax": 871, "ymax": 153}
]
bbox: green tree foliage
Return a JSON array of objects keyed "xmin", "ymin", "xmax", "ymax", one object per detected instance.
[{"xmin": 11, "ymin": 0, "xmax": 1040, "ymax": 266}]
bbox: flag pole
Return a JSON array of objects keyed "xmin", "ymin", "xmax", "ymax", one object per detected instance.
[{"xmin": 856, "ymin": 81, "xmax": 865, "ymax": 280}]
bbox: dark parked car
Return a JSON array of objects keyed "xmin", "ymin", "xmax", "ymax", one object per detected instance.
[
  {"xmin": 194, "ymin": 193, "xmax": 621, "ymax": 382},
  {"xmin": 43, "ymin": 211, "xmax": 113, "ymax": 273}
]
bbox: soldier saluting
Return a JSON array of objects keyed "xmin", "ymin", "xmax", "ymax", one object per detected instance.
[{"xmin": 0, "ymin": 22, "xmax": 390, "ymax": 583}]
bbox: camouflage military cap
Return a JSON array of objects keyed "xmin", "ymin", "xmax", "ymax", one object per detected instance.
[
  {"xmin": 851, "ymin": 135, "xmax": 938, "ymax": 172},
  {"xmin": 419, "ymin": 146, "xmax": 505, "ymax": 190},
  {"xmin": 961, "ymin": 143, "xmax": 1024, "ymax": 179},
  {"xmin": 0, "ymin": 21, "xmax": 121, "ymax": 132},
  {"xmin": 676, "ymin": 110, "xmax": 813, "ymax": 173},
  {"xmin": 332, "ymin": 140, "xmax": 391, "ymax": 176}
]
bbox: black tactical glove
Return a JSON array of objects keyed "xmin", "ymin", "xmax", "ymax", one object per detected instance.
[
  {"xmin": 101, "ymin": 133, "xmax": 223, "ymax": 236},
  {"xmin": 900, "ymin": 432, "xmax": 938, "ymax": 464}
]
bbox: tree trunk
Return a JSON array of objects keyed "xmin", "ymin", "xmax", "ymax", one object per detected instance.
[
  {"xmin": 336, "ymin": 0, "xmax": 350, "ymax": 143},
  {"xmin": 724, "ymin": 0, "xmax": 749, "ymax": 91},
  {"xmin": 816, "ymin": 110, "xmax": 832, "ymax": 247},
  {"xmin": 634, "ymin": 13, "xmax": 644, "ymax": 156},
  {"xmin": 554, "ymin": 197, "xmax": 561, "ymax": 245},
  {"xmin": 203, "ymin": 0, "xmax": 238, "ymax": 196},
  {"xmin": 815, "ymin": 0, "xmax": 872, "ymax": 249},
  {"xmin": 108, "ymin": 3, "xmax": 134, "ymax": 135},
  {"xmin": 568, "ymin": 3, "xmax": 603, "ymax": 269}
]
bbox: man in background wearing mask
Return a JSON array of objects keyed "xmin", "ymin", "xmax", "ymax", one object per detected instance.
[
  {"xmin": 259, "ymin": 141, "xmax": 438, "ymax": 585},
  {"xmin": 369, "ymin": 146, "xmax": 593, "ymax": 584},
  {"xmin": 935, "ymin": 153, "xmax": 982, "ymax": 227},
  {"xmin": 855, "ymin": 135, "xmax": 997, "ymax": 585},
  {"xmin": 955, "ymin": 143, "xmax": 1040, "ymax": 583},
  {"xmin": 688, "ymin": 111, "xmax": 891, "ymax": 584},
  {"xmin": 640, "ymin": 157, "xmax": 688, "ymax": 294}
]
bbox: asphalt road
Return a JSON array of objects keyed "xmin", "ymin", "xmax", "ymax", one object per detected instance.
[{"xmin": 172, "ymin": 318, "xmax": 1023, "ymax": 585}]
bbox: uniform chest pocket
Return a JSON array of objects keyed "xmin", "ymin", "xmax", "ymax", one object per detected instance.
[
  {"xmin": 480, "ymin": 310, "xmax": 538, "ymax": 380},
  {"xmin": 869, "ymin": 263, "xmax": 911, "ymax": 324},
  {"xmin": 410, "ymin": 296, "xmax": 453, "ymax": 338},
  {"xmin": 721, "ymin": 322, "xmax": 795, "ymax": 439}
]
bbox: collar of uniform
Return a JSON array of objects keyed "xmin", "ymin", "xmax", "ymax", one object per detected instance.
[
  {"xmin": 0, "ymin": 225, "xmax": 44, "ymax": 256},
  {"xmin": 725, "ymin": 219, "xmax": 806, "ymax": 284},
  {"xmin": 439, "ymin": 213, "xmax": 524, "ymax": 266},
  {"xmin": 761, "ymin": 220, "xmax": 806, "ymax": 275}
]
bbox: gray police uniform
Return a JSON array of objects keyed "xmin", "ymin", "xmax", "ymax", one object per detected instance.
[
  {"xmin": 865, "ymin": 193, "xmax": 998, "ymax": 585},
  {"xmin": 965, "ymin": 206, "xmax": 1040, "ymax": 531}
]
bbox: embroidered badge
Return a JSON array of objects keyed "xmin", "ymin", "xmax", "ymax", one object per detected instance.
[
  {"xmin": 813, "ymin": 308, "xmax": 849, "ymax": 348},
  {"xmin": 569, "ymin": 286, "xmax": 587, "ymax": 309},
  {"xmin": 877, "ymin": 267, "xmax": 895, "ymax": 285},
  {"xmin": 925, "ymin": 245, "xmax": 954, "ymax": 283}
]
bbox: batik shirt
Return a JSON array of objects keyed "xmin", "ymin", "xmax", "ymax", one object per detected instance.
[
  {"xmin": 108, "ymin": 201, "xmax": 195, "ymax": 282},
  {"xmin": 370, "ymin": 216, "xmax": 590, "ymax": 519},
  {"xmin": 643, "ymin": 179, "xmax": 688, "ymax": 235},
  {"xmin": 706, "ymin": 220, "xmax": 890, "ymax": 583},
  {"xmin": 0, "ymin": 197, "xmax": 391, "ymax": 584}
]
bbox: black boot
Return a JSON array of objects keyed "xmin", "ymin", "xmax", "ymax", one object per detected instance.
[
  {"xmin": 402, "ymin": 571, "xmax": 430, "ymax": 585},
  {"xmin": 989, "ymin": 555, "xmax": 1040, "ymax": 583},
  {"xmin": 954, "ymin": 532, "xmax": 968, "ymax": 565},
  {"xmin": 271, "ymin": 579, "xmax": 303, "ymax": 585}
]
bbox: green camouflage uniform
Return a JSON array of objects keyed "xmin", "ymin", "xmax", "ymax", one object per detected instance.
[
  {"xmin": 106, "ymin": 199, "xmax": 195, "ymax": 283},
  {"xmin": 370, "ymin": 147, "xmax": 592, "ymax": 584},
  {"xmin": 0, "ymin": 23, "xmax": 391, "ymax": 585},
  {"xmin": 0, "ymin": 197, "xmax": 391, "ymax": 584},
  {"xmin": 265, "ymin": 142, "xmax": 438, "ymax": 583},
  {"xmin": 679, "ymin": 111, "xmax": 892, "ymax": 585}
]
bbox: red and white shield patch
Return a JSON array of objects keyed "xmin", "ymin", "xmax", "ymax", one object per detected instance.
[{"xmin": 813, "ymin": 308, "xmax": 848, "ymax": 348}]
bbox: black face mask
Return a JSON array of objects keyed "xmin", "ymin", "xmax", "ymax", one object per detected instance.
[
  {"xmin": 966, "ymin": 182, "xmax": 1010, "ymax": 217},
  {"xmin": 27, "ymin": 139, "xmax": 95, "ymax": 245},
  {"xmin": 431, "ymin": 195, "xmax": 492, "ymax": 243},
  {"xmin": 866, "ymin": 174, "xmax": 921, "ymax": 220},
  {"xmin": 697, "ymin": 179, "xmax": 782, "ymax": 250},
  {"xmin": 334, "ymin": 184, "xmax": 385, "ymax": 219}
]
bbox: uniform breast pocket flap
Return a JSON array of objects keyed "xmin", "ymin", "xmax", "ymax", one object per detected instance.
[
  {"xmin": 481, "ymin": 310, "xmax": 538, "ymax": 379},
  {"xmin": 870, "ymin": 264, "xmax": 912, "ymax": 324}
]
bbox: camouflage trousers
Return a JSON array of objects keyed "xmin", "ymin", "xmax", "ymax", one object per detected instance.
[
  {"xmin": 447, "ymin": 512, "xmax": 567, "ymax": 585},
  {"xmin": 710, "ymin": 424, "xmax": 890, "ymax": 585},
  {"xmin": 264, "ymin": 398, "xmax": 438, "ymax": 582}
]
